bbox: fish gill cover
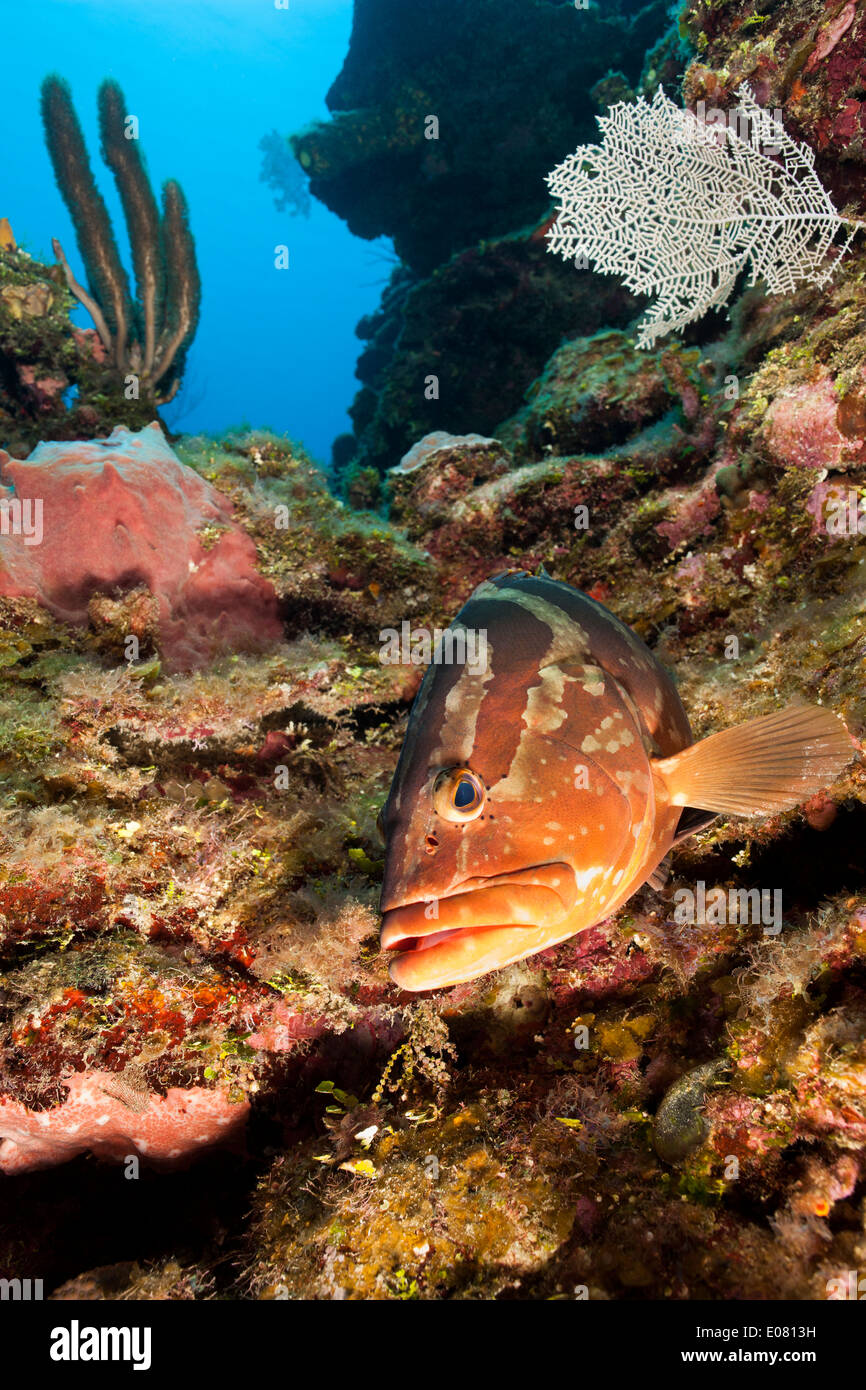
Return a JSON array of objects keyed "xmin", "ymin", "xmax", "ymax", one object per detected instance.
[{"xmin": 0, "ymin": 0, "xmax": 864, "ymax": 1324}]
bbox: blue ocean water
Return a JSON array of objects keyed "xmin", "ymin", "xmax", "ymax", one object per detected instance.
[{"xmin": 3, "ymin": 0, "xmax": 390, "ymax": 464}]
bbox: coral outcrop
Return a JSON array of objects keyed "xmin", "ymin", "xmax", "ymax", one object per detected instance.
[
  {"xmin": 345, "ymin": 235, "xmax": 642, "ymax": 486},
  {"xmin": 681, "ymin": 0, "xmax": 866, "ymax": 178},
  {"xmin": 0, "ymin": 244, "xmax": 160, "ymax": 456},
  {"xmin": 285, "ymin": 0, "xmax": 680, "ymax": 485},
  {"xmin": 292, "ymin": 0, "xmax": 671, "ymax": 274}
]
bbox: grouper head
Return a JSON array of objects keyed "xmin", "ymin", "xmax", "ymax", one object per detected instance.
[
  {"xmin": 377, "ymin": 572, "xmax": 688, "ymax": 990},
  {"xmin": 379, "ymin": 573, "xmax": 853, "ymax": 992}
]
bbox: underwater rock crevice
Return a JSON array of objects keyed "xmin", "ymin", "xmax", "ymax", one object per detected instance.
[{"xmin": 726, "ymin": 800, "xmax": 866, "ymax": 911}]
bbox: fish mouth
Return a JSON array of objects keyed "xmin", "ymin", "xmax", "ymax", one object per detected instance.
[{"xmin": 380, "ymin": 862, "xmax": 576, "ymax": 992}]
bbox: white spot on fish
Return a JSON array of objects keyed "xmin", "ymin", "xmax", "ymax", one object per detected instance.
[
  {"xmin": 615, "ymin": 769, "xmax": 650, "ymax": 794},
  {"xmin": 575, "ymin": 866, "xmax": 602, "ymax": 891}
]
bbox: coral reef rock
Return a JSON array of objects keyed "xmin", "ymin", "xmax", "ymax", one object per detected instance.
[{"xmin": 288, "ymin": 0, "xmax": 679, "ymax": 482}]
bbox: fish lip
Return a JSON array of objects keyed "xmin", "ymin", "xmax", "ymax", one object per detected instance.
[
  {"xmin": 379, "ymin": 861, "xmax": 575, "ymax": 917},
  {"xmin": 379, "ymin": 875, "xmax": 492, "ymax": 917},
  {"xmin": 379, "ymin": 862, "xmax": 575, "ymax": 956},
  {"xmin": 385, "ymin": 918, "xmax": 571, "ymax": 993},
  {"xmin": 381, "ymin": 919, "xmax": 536, "ymax": 956},
  {"xmin": 383, "ymin": 924, "xmax": 491, "ymax": 959}
]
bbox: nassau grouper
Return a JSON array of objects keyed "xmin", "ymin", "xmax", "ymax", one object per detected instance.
[{"xmin": 378, "ymin": 571, "xmax": 852, "ymax": 991}]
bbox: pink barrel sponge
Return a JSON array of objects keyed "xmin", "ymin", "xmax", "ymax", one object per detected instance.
[{"xmin": 0, "ymin": 422, "xmax": 283, "ymax": 669}]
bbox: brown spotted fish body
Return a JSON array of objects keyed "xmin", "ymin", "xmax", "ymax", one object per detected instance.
[{"xmin": 379, "ymin": 571, "xmax": 851, "ymax": 991}]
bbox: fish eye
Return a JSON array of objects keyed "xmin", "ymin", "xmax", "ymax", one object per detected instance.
[{"xmin": 432, "ymin": 767, "xmax": 485, "ymax": 822}]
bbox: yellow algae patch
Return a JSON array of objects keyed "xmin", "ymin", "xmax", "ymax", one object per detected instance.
[
  {"xmin": 248, "ymin": 1100, "xmax": 574, "ymax": 1300},
  {"xmin": 597, "ymin": 1014, "xmax": 656, "ymax": 1062}
]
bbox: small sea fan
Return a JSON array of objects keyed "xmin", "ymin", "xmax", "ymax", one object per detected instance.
[{"xmin": 546, "ymin": 86, "xmax": 863, "ymax": 349}]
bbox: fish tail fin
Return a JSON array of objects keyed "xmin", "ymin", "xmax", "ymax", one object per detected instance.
[{"xmin": 653, "ymin": 705, "xmax": 853, "ymax": 816}]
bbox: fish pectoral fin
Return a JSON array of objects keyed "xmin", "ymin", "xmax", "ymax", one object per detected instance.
[
  {"xmin": 653, "ymin": 704, "xmax": 852, "ymax": 817},
  {"xmin": 647, "ymin": 855, "xmax": 672, "ymax": 891},
  {"xmin": 672, "ymin": 807, "xmax": 719, "ymax": 846},
  {"xmin": 647, "ymin": 810, "xmax": 718, "ymax": 892}
]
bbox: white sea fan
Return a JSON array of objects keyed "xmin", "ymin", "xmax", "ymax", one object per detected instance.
[{"xmin": 546, "ymin": 85, "xmax": 859, "ymax": 349}]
